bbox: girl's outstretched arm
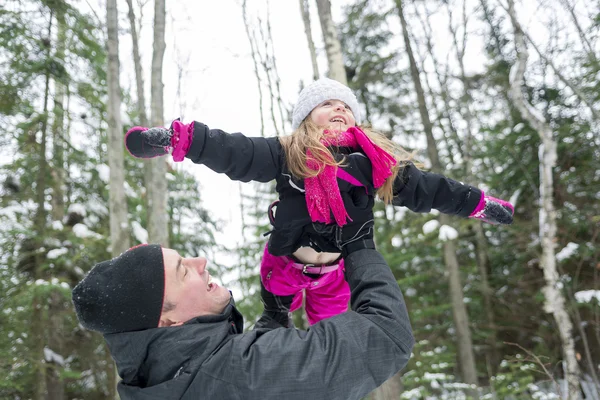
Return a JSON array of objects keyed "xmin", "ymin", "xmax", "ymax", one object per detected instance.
[
  {"xmin": 392, "ymin": 162, "xmax": 482, "ymax": 216},
  {"xmin": 125, "ymin": 120, "xmax": 283, "ymax": 183},
  {"xmin": 186, "ymin": 121, "xmax": 283, "ymax": 183},
  {"xmin": 392, "ymin": 162, "xmax": 514, "ymax": 224}
]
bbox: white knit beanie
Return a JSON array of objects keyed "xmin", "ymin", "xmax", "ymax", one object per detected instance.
[{"xmin": 292, "ymin": 78, "xmax": 362, "ymax": 130}]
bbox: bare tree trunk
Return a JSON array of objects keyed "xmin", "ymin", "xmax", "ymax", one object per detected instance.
[
  {"xmin": 446, "ymin": 0, "xmax": 500, "ymax": 377},
  {"xmin": 242, "ymin": 1, "xmax": 288, "ymax": 134},
  {"xmin": 32, "ymin": 13, "xmax": 54, "ymax": 400},
  {"xmin": 242, "ymin": 0, "xmax": 265, "ymax": 136},
  {"xmin": 264, "ymin": 2, "xmax": 287, "ymax": 131},
  {"xmin": 45, "ymin": 290, "xmax": 65, "ymax": 400},
  {"xmin": 395, "ymin": 0, "xmax": 479, "ymax": 392},
  {"xmin": 148, "ymin": 0, "xmax": 169, "ymax": 247},
  {"xmin": 413, "ymin": 4, "xmax": 464, "ymax": 163},
  {"xmin": 126, "ymin": 0, "xmax": 155, "ymax": 246},
  {"xmin": 299, "ymin": 0, "xmax": 320, "ymax": 80},
  {"xmin": 50, "ymin": 10, "xmax": 66, "ymax": 222},
  {"xmin": 126, "ymin": 0, "xmax": 149, "ymax": 128},
  {"xmin": 107, "ymin": 0, "xmax": 131, "ymax": 257},
  {"xmin": 44, "ymin": 10, "xmax": 68, "ymax": 398},
  {"xmin": 506, "ymin": 1, "xmax": 581, "ymax": 398},
  {"xmin": 315, "ymin": 0, "xmax": 347, "ymax": 84},
  {"xmin": 107, "ymin": 2, "xmax": 131, "ymax": 396},
  {"xmin": 441, "ymin": 216, "xmax": 478, "ymax": 392},
  {"xmin": 256, "ymin": 18, "xmax": 282, "ymax": 136}
]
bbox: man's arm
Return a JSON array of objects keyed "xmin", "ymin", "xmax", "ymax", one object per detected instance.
[
  {"xmin": 200, "ymin": 249, "xmax": 414, "ymax": 400},
  {"xmin": 392, "ymin": 162, "xmax": 482, "ymax": 217},
  {"xmin": 185, "ymin": 121, "xmax": 283, "ymax": 183}
]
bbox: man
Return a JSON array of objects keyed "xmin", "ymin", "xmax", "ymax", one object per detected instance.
[{"xmin": 72, "ymin": 191, "xmax": 415, "ymax": 399}]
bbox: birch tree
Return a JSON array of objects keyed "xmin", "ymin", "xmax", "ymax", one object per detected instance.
[
  {"xmin": 505, "ymin": 0, "xmax": 581, "ymax": 398},
  {"xmin": 126, "ymin": 0, "xmax": 157, "ymax": 250},
  {"xmin": 395, "ymin": 0, "xmax": 479, "ymax": 391},
  {"xmin": 45, "ymin": 9, "xmax": 68, "ymax": 399},
  {"xmin": 31, "ymin": 12, "xmax": 53, "ymax": 399},
  {"xmin": 126, "ymin": 0, "xmax": 149, "ymax": 128},
  {"xmin": 147, "ymin": 0, "xmax": 169, "ymax": 247},
  {"xmin": 315, "ymin": 0, "xmax": 347, "ymax": 84},
  {"xmin": 106, "ymin": 0, "xmax": 131, "ymax": 257},
  {"xmin": 106, "ymin": 0, "xmax": 132, "ymax": 396},
  {"xmin": 445, "ymin": 0, "xmax": 500, "ymax": 375}
]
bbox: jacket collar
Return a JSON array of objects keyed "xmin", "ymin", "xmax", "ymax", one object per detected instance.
[{"xmin": 103, "ymin": 299, "xmax": 243, "ymax": 390}]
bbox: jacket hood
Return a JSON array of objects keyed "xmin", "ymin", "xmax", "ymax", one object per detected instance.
[{"xmin": 103, "ymin": 300, "xmax": 243, "ymax": 399}]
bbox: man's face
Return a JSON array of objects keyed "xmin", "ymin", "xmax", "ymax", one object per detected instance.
[{"xmin": 159, "ymin": 248, "xmax": 231, "ymax": 327}]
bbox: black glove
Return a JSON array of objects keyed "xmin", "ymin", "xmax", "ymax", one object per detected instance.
[
  {"xmin": 125, "ymin": 126, "xmax": 173, "ymax": 158},
  {"xmin": 125, "ymin": 119, "xmax": 195, "ymax": 161},
  {"xmin": 469, "ymin": 194, "xmax": 514, "ymax": 225},
  {"xmin": 313, "ymin": 187, "xmax": 376, "ymax": 257}
]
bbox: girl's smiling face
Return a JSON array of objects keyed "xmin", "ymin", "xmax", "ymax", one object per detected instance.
[{"xmin": 310, "ymin": 99, "xmax": 356, "ymax": 132}]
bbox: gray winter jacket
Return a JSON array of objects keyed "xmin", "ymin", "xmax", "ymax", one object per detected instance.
[{"xmin": 103, "ymin": 249, "xmax": 415, "ymax": 399}]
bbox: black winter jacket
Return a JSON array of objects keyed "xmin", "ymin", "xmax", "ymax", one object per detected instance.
[
  {"xmin": 104, "ymin": 249, "xmax": 415, "ymax": 400},
  {"xmin": 185, "ymin": 122, "xmax": 482, "ymax": 255}
]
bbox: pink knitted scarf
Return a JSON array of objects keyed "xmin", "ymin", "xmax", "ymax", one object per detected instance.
[{"xmin": 305, "ymin": 126, "xmax": 397, "ymax": 226}]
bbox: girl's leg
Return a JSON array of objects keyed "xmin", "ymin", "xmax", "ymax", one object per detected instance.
[
  {"xmin": 256, "ymin": 244, "xmax": 306, "ymax": 329},
  {"xmin": 303, "ymin": 262, "xmax": 350, "ymax": 325},
  {"xmin": 255, "ymin": 281, "xmax": 296, "ymax": 329}
]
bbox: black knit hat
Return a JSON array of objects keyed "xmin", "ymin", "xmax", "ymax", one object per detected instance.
[{"xmin": 72, "ymin": 244, "xmax": 165, "ymax": 334}]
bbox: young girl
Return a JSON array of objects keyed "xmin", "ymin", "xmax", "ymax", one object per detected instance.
[{"xmin": 125, "ymin": 78, "xmax": 514, "ymax": 329}]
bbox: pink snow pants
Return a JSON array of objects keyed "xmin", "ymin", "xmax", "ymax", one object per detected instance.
[{"xmin": 260, "ymin": 244, "xmax": 350, "ymax": 325}]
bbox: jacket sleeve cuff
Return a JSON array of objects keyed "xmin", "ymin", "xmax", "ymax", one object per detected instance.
[
  {"xmin": 460, "ymin": 186, "xmax": 483, "ymax": 217},
  {"xmin": 185, "ymin": 121, "xmax": 208, "ymax": 163}
]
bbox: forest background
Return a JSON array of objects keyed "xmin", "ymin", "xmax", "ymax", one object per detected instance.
[{"xmin": 1, "ymin": 0, "xmax": 599, "ymax": 399}]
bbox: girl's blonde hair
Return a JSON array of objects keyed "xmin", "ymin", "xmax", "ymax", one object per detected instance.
[{"xmin": 279, "ymin": 117, "xmax": 415, "ymax": 204}]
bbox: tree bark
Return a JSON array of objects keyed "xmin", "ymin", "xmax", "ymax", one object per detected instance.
[
  {"xmin": 33, "ymin": 12, "xmax": 54, "ymax": 400},
  {"xmin": 107, "ymin": 1, "xmax": 131, "ymax": 396},
  {"xmin": 315, "ymin": 0, "xmax": 347, "ymax": 84},
  {"xmin": 242, "ymin": 0, "xmax": 265, "ymax": 136},
  {"xmin": 255, "ymin": 20, "xmax": 282, "ymax": 136},
  {"xmin": 506, "ymin": 1, "xmax": 581, "ymax": 398},
  {"xmin": 107, "ymin": 0, "xmax": 131, "ymax": 256},
  {"xmin": 45, "ymin": 290, "xmax": 65, "ymax": 400},
  {"xmin": 126, "ymin": 0, "xmax": 149, "ymax": 128},
  {"xmin": 395, "ymin": 0, "xmax": 479, "ymax": 391},
  {"xmin": 445, "ymin": 0, "xmax": 500, "ymax": 375},
  {"xmin": 50, "ymin": 10, "xmax": 66, "ymax": 222},
  {"xmin": 299, "ymin": 0, "xmax": 320, "ymax": 81},
  {"xmin": 148, "ymin": 0, "xmax": 169, "ymax": 247},
  {"xmin": 126, "ymin": 0, "xmax": 156, "ymax": 244},
  {"xmin": 43, "ymin": 10, "xmax": 67, "ymax": 399},
  {"xmin": 264, "ymin": 3, "xmax": 287, "ymax": 132}
]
